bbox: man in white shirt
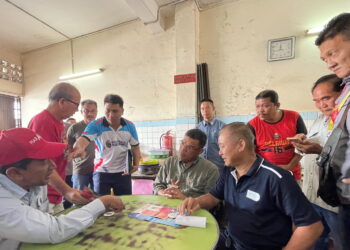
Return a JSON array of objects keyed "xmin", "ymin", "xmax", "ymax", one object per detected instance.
[
  {"xmin": 291, "ymin": 74, "xmax": 343, "ymax": 249},
  {"xmin": 0, "ymin": 128, "xmax": 125, "ymax": 250}
]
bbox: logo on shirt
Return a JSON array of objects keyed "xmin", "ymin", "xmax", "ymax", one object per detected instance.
[
  {"xmin": 273, "ymin": 133, "xmax": 280, "ymax": 139},
  {"xmin": 105, "ymin": 140, "xmax": 128, "ymax": 148},
  {"xmin": 246, "ymin": 190, "xmax": 260, "ymax": 202}
]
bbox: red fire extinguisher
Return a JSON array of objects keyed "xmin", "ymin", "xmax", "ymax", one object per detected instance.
[{"xmin": 160, "ymin": 130, "xmax": 173, "ymax": 156}]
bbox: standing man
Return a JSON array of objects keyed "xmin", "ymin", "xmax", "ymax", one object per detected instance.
[
  {"xmin": 67, "ymin": 99, "xmax": 98, "ymax": 190},
  {"xmin": 248, "ymin": 90, "xmax": 307, "ymax": 181},
  {"xmin": 196, "ymin": 98, "xmax": 225, "ymax": 170},
  {"xmin": 292, "ymin": 75, "xmax": 343, "ymax": 250},
  {"xmin": 28, "ymin": 82, "xmax": 87, "ymax": 214},
  {"xmin": 315, "ymin": 12, "xmax": 350, "ymax": 249},
  {"xmin": 154, "ymin": 129, "xmax": 219, "ymax": 199},
  {"xmin": 72, "ymin": 94, "xmax": 141, "ymax": 196},
  {"xmin": 179, "ymin": 122, "xmax": 323, "ymax": 250},
  {"xmin": 0, "ymin": 128, "xmax": 124, "ymax": 250}
]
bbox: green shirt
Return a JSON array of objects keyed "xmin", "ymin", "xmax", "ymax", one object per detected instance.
[{"xmin": 154, "ymin": 156, "xmax": 219, "ymax": 198}]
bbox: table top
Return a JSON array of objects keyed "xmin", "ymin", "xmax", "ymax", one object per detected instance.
[{"xmin": 20, "ymin": 195, "xmax": 219, "ymax": 250}]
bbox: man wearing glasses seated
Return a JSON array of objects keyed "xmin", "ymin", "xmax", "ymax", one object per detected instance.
[{"xmin": 154, "ymin": 129, "xmax": 219, "ymax": 199}]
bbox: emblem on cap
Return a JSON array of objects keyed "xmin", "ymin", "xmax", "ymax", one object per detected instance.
[{"xmin": 29, "ymin": 135, "xmax": 42, "ymax": 144}]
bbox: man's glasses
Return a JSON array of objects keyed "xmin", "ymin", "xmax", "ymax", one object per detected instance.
[{"xmin": 64, "ymin": 98, "xmax": 80, "ymax": 108}]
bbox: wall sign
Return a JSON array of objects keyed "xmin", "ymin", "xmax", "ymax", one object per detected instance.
[{"xmin": 174, "ymin": 73, "xmax": 196, "ymax": 84}]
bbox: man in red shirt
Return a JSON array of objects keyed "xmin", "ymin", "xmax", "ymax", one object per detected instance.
[
  {"xmin": 28, "ymin": 82, "xmax": 88, "ymax": 213},
  {"xmin": 248, "ymin": 90, "xmax": 307, "ymax": 181}
]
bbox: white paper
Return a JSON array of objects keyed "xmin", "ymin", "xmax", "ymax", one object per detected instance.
[{"xmin": 175, "ymin": 215, "xmax": 206, "ymax": 228}]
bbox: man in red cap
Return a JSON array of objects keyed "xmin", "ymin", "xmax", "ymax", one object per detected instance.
[{"xmin": 0, "ymin": 128, "xmax": 125, "ymax": 250}]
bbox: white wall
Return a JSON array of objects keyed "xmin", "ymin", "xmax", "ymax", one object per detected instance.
[
  {"xmin": 199, "ymin": 0, "xmax": 350, "ymax": 117},
  {"xmin": 22, "ymin": 20, "xmax": 176, "ymax": 126},
  {"xmin": 0, "ymin": 46, "xmax": 22, "ymax": 96},
  {"xmin": 21, "ymin": 0, "xmax": 350, "ymax": 128}
]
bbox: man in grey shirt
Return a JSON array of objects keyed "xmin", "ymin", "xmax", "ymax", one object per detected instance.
[
  {"xmin": 154, "ymin": 129, "xmax": 219, "ymax": 199},
  {"xmin": 67, "ymin": 99, "xmax": 97, "ymax": 190}
]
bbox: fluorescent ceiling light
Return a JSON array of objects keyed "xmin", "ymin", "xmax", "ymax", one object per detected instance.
[
  {"xmin": 59, "ymin": 68, "xmax": 103, "ymax": 80},
  {"xmin": 306, "ymin": 25, "xmax": 325, "ymax": 35}
]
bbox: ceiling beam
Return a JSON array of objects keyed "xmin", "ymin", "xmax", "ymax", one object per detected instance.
[{"xmin": 125, "ymin": 0, "xmax": 165, "ymax": 34}]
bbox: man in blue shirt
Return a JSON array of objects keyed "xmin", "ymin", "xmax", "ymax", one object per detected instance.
[
  {"xmin": 196, "ymin": 98, "xmax": 225, "ymax": 169},
  {"xmin": 179, "ymin": 122, "xmax": 323, "ymax": 250}
]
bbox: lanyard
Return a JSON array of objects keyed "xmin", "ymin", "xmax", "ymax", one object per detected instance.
[{"xmin": 328, "ymin": 90, "xmax": 350, "ymax": 130}]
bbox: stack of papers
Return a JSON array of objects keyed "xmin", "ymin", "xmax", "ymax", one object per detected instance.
[{"xmin": 129, "ymin": 204, "xmax": 206, "ymax": 228}]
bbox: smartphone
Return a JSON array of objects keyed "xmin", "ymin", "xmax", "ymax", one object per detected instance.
[{"xmin": 286, "ymin": 137, "xmax": 301, "ymax": 143}]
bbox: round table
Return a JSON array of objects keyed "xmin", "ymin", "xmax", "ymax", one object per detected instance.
[{"xmin": 20, "ymin": 195, "xmax": 219, "ymax": 250}]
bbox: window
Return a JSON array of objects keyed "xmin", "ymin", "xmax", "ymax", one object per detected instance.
[{"xmin": 0, "ymin": 94, "xmax": 21, "ymax": 129}]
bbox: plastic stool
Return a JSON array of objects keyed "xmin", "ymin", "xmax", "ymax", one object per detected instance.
[{"xmin": 132, "ymin": 179, "xmax": 154, "ymax": 195}]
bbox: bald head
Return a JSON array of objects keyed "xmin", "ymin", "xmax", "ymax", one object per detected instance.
[{"xmin": 48, "ymin": 82, "xmax": 80, "ymax": 103}]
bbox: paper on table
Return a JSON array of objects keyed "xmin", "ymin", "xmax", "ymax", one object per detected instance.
[{"xmin": 175, "ymin": 215, "xmax": 206, "ymax": 228}]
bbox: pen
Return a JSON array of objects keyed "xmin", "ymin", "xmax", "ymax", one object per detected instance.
[{"xmin": 308, "ymin": 132, "xmax": 318, "ymax": 138}]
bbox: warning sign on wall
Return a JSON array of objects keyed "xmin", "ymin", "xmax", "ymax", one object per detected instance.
[{"xmin": 174, "ymin": 73, "xmax": 196, "ymax": 84}]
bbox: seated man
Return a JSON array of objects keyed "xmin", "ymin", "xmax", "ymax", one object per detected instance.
[
  {"xmin": 0, "ymin": 128, "xmax": 125, "ymax": 250},
  {"xmin": 154, "ymin": 129, "xmax": 219, "ymax": 199},
  {"xmin": 179, "ymin": 122, "xmax": 323, "ymax": 250}
]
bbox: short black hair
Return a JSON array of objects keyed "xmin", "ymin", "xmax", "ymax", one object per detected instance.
[
  {"xmin": 0, "ymin": 158, "xmax": 32, "ymax": 175},
  {"xmin": 255, "ymin": 90, "xmax": 279, "ymax": 104},
  {"xmin": 104, "ymin": 94, "xmax": 124, "ymax": 107},
  {"xmin": 200, "ymin": 98, "xmax": 214, "ymax": 104},
  {"xmin": 311, "ymin": 74, "xmax": 343, "ymax": 93},
  {"xmin": 185, "ymin": 129, "xmax": 207, "ymax": 148},
  {"xmin": 315, "ymin": 13, "xmax": 350, "ymax": 46}
]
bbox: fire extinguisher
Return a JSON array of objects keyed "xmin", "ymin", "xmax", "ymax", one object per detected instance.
[{"xmin": 160, "ymin": 130, "xmax": 173, "ymax": 156}]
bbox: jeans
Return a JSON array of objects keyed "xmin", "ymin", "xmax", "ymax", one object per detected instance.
[
  {"xmin": 311, "ymin": 204, "xmax": 342, "ymax": 250},
  {"xmin": 339, "ymin": 204, "xmax": 350, "ymax": 250},
  {"xmin": 93, "ymin": 172, "xmax": 132, "ymax": 196},
  {"xmin": 72, "ymin": 173, "xmax": 94, "ymax": 191}
]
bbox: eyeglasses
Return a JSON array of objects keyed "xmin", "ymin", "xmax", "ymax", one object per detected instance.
[
  {"xmin": 64, "ymin": 98, "xmax": 80, "ymax": 108},
  {"xmin": 82, "ymin": 108, "xmax": 97, "ymax": 114},
  {"xmin": 180, "ymin": 140, "xmax": 201, "ymax": 151}
]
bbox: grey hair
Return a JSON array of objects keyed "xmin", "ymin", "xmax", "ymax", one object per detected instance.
[
  {"xmin": 221, "ymin": 122, "xmax": 255, "ymax": 152},
  {"xmin": 48, "ymin": 82, "xmax": 78, "ymax": 102}
]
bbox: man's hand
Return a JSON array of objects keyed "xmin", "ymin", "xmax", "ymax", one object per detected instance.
[
  {"xmin": 70, "ymin": 144, "xmax": 86, "ymax": 159},
  {"xmin": 63, "ymin": 188, "xmax": 90, "ymax": 205},
  {"xmin": 178, "ymin": 197, "xmax": 201, "ymax": 215},
  {"xmin": 98, "ymin": 195, "xmax": 125, "ymax": 212},
  {"xmin": 159, "ymin": 187, "xmax": 186, "ymax": 200},
  {"xmin": 287, "ymin": 134, "xmax": 307, "ymax": 143},
  {"xmin": 342, "ymin": 178, "xmax": 350, "ymax": 184},
  {"xmin": 292, "ymin": 140, "xmax": 323, "ymax": 154}
]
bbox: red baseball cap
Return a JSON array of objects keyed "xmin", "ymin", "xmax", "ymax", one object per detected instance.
[{"xmin": 0, "ymin": 128, "xmax": 67, "ymax": 167}]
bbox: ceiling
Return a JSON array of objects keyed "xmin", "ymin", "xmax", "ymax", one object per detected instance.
[{"xmin": 0, "ymin": 0, "xmax": 232, "ymax": 54}]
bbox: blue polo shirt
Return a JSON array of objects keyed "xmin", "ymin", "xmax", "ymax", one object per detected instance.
[
  {"xmin": 196, "ymin": 118, "xmax": 225, "ymax": 168},
  {"xmin": 210, "ymin": 156, "xmax": 319, "ymax": 249}
]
